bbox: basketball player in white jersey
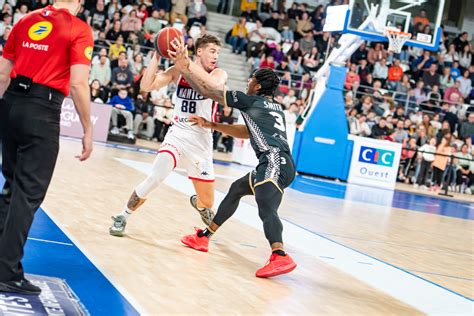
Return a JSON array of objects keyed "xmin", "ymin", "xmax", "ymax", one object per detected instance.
[{"xmin": 109, "ymin": 34, "xmax": 228, "ymax": 236}]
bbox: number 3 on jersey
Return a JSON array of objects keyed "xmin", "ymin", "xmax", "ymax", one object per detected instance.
[
  {"xmin": 270, "ymin": 111, "xmax": 286, "ymax": 132},
  {"xmin": 181, "ymin": 100, "xmax": 196, "ymax": 114}
]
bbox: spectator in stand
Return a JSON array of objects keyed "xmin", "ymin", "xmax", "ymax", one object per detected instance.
[
  {"xmin": 13, "ymin": 4, "xmax": 28, "ymax": 25},
  {"xmin": 423, "ymin": 63, "xmax": 440, "ymax": 90},
  {"xmin": 367, "ymin": 43, "xmax": 387, "ymax": 65},
  {"xmin": 263, "ymin": 10, "xmax": 279, "ymax": 30},
  {"xmin": 357, "ymin": 58, "xmax": 372, "ymax": 83},
  {"xmin": 344, "ymin": 63, "xmax": 360, "ymax": 91},
  {"xmin": 457, "ymin": 70, "xmax": 472, "ymax": 100},
  {"xmin": 107, "ymin": 0, "xmax": 122, "ymax": 20},
  {"xmin": 0, "ymin": 14, "xmax": 12, "ymax": 37},
  {"xmin": 431, "ymin": 133, "xmax": 452, "ymax": 191},
  {"xmin": 214, "ymin": 106, "xmax": 235, "ymax": 153},
  {"xmin": 415, "ymin": 125, "xmax": 429, "ymax": 146},
  {"xmin": 122, "ymin": 10, "xmax": 143, "ymax": 32},
  {"xmin": 90, "ymin": 54, "xmax": 112, "ymax": 87},
  {"xmin": 460, "ymin": 113, "xmax": 474, "ymax": 143},
  {"xmin": 427, "ymin": 85, "xmax": 442, "ymax": 107},
  {"xmin": 94, "ymin": 31, "xmax": 108, "ymax": 53},
  {"xmin": 349, "ymin": 114, "xmax": 372, "ymax": 137},
  {"xmin": 134, "ymin": 94, "xmax": 155, "ymax": 140},
  {"xmin": 450, "ymin": 61, "xmax": 462, "ymax": 80},
  {"xmin": 112, "ymin": 57, "xmax": 134, "ymax": 95},
  {"xmin": 413, "ymin": 9, "xmax": 429, "ymax": 28},
  {"xmin": 351, "ymin": 42, "xmax": 368, "ymax": 64},
  {"xmin": 107, "ymin": 21, "xmax": 126, "ymax": 43},
  {"xmin": 444, "ymin": 80, "xmax": 463, "ymax": 104},
  {"xmin": 398, "ymin": 138, "xmax": 417, "ymax": 182},
  {"xmin": 137, "ymin": 4, "xmax": 149, "ymax": 23},
  {"xmin": 393, "ymin": 120, "xmax": 408, "ymax": 143},
  {"xmin": 443, "ymin": 43, "xmax": 459, "ymax": 67},
  {"xmin": 90, "ymin": 79, "xmax": 108, "ymax": 104},
  {"xmin": 109, "ymin": 89, "xmax": 135, "ymax": 140},
  {"xmin": 271, "ymin": 44, "xmax": 284, "ymax": 65},
  {"xmin": 415, "ymin": 137, "xmax": 436, "ymax": 188},
  {"xmin": 440, "ymin": 66, "xmax": 454, "ymax": 91},
  {"xmin": 283, "ymin": 89, "xmax": 297, "ymax": 109},
  {"xmin": 170, "ymin": 0, "xmax": 189, "ymax": 25},
  {"xmin": 153, "ymin": 97, "xmax": 174, "ymax": 142},
  {"xmin": 276, "ymin": 57, "xmax": 290, "ymax": 73},
  {"xmin": 420, "ymin": 113, "xmax": 436, "ymax": 138},
  {"xmin": 229, "ymin": 16, "xmax": 247, "ymax": 54},
  {"xmin": 144, "ymin": 9, "xmax": 166, "ymax": 38},
  {"xmin": 452, "ymin": 32, "xmax": 470, "ymax": 53},
  {"xmin": 387, "ymin": 59, "xmax": 403, "ymax": 90},
  {"xmin": 455, "ymin": 143, "xmax": 473, "ymax": 193},
  {"xmin": 109, "ymin": 35, "xmax": 127, "ymax": 61},
  {"xmin": 187, "ymin": 0, "xmax": 207, "ymax": 28},
  {"xmin": 344, "ymin": 91, "xmax": 355, "ymax": 109},
  {"xmin": 279, "ymin": 12, "xmax": 296, "ymax": 42},
  {"xmin": 299, "ymin": 30, "xmax": 315, "ymax": 55},
  {"xmin": 295, "ymin": 12, "xmax": 313, "ymax": 41},
  {"xmin": 303, "ymin": 47, "xmax": 320, "ymax": 73},
  {"xmin": 153, "ymin": 0, "xmax": 172, "ymax": 15},
  {"xmin": 371, "ymin": 117, "xmax": 391, "ymax": 139},
  {"xmin": 415, "ymin": 50, "xmax": 435, "ymax": 77},
  {"xmin": 287, "ymin": 41, "xmax": 303, "ymax": 75},
  {"xmin": 260, "ymin": 54, "xmax": 275, "ymax": 69},
  {"xmin": 413, "ymin": 81, "xmax": 428, "ymax": 105},
  {"xmin": 373, "ymin": 58, "xmax": 388, "ymax": 86},
  {"xmin": 430, "ymin": 113, "xmax": 442, "ymax": 134},
  {"xmin": 129, "ymin": 53, "xmax": 144, "ymax": 77},
  {"xmin": 393, "ymin": 106, "xmax": 406, "ymax": 120},
  {"xmin": 459, "ymin": 44, "xmax": 472, "ymax": 70},
  {"xmin": 88, "ymin": 0, "xmax": 109, "ymax": 29}
]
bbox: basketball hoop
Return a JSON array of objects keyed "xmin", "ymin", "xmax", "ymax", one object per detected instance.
[{"xmin": 385, "ymin": 27, "xmax": 412, "ymax": 54}]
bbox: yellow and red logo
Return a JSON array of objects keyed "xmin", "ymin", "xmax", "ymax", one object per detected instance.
[
  {"xmin": 84, "ymin": 46, "xmax": 93, "ymax": 60},
  {"xmin": 28, "ymin": 21, "xmax": 53, "ymax": 41}
]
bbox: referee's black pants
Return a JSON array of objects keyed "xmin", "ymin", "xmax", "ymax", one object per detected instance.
[{"xmin": 0, "ymin": 88, "xmax": 64, "ymax": 281}]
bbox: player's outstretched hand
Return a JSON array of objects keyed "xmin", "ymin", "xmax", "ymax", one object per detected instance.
[
  {"xmin": 168, "ymin": 37, "xmax": 189, "ymax": 72},
  {"xmin": 189, "ymin": 115, "xmax": 212, "ymax": 129}
]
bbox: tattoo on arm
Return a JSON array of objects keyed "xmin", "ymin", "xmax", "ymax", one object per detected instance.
[
  {"xmin": 127, "ymin": 191, "xmax": 146, "ymax": 211},
  {"xmin": 182, "ymin": 71, "xmax": 226, "ymax": 105}
]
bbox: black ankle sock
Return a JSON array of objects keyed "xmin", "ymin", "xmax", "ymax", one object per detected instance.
[
  {"xmin": 198, "ymin": 228, "xmax": 213, "ymax": 238},
  {"xmin": 272, "ymin": 249, "xmax": 286, "ymax": 256}
]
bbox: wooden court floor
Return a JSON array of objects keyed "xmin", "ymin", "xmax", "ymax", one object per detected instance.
[{"xmin": 39, "ymin": 138, "xmax": 473, "ymax": 315}]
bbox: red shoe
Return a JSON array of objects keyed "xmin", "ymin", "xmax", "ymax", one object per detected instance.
[
  {"xmin": 256, "ymin": 253, "xmax": 297, "ymax": 278},
  {"xmin": 181, "ymin": 228, "xmax": 209, "ymax": 252}
]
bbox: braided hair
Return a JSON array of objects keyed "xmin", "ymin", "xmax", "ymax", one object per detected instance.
[{"xmin": 251, "ymin": 67, "xmax": 280, "ymax": 97}]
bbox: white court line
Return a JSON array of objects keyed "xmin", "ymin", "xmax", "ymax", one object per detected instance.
[
  {"xmin": 116, "ymin": 157, "xmax": 474, "ymax": 315},
  {"xmin": 39, "ymin": 207, "xmax": 147, "ymax": 316},
  {"xmin": 27, "ymin": 237, "xmax": 73, "ymax": 246}
]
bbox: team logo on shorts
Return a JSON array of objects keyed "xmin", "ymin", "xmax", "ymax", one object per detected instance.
[
  {"xmin": 84, "ymin": 46, "xmax": 93, "ymax": 60},
  {"xmin": 28, "ymin": 21, "xmax": 53, "ymax": 41}
]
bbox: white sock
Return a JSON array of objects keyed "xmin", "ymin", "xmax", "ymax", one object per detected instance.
[{"xmin": 120, "ymin": 208, "xmax": 133, "ymax": 219}]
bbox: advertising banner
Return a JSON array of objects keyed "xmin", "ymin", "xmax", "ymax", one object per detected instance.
[{"xmin": 347, "ymin": 135, "xmax": 402, "ymax": 190}]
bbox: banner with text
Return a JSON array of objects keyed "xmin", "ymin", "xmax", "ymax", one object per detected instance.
[
  {"xmin": 347, "ymin": 135, "xmax": 402, "ymax": 190},
  {"xmin": 60, "ymin": 98, "xmax": 112, "ymax": 142}
]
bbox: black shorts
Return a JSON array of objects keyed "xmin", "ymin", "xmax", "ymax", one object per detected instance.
[{"xmin": 250, "ymin": 150, "xmax": 295, "ymax": 193}]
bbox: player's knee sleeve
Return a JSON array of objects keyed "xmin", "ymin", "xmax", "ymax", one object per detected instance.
[
  {"xmin": 135, "ymin": 151, "xmax": 175, "ymax": 198},
  {"xmin": 255, "ymin": 183, "xmax": 283, "ymax": 244}
]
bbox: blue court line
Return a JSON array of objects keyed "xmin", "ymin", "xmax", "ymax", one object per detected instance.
[
  {"xmin": 290, "ymin": 175, "xmax": 474, "ymax": 220},
  {"xmin": 280, "ymin": 215, "xmax": 474, "ymax": 302},
  {"xmin": 0, "ymin": 172, "xmax": 139, "ymax": 315},
  {"xmin": 25, "ymin": 208, "xmax": 140, "ymax": 315}
]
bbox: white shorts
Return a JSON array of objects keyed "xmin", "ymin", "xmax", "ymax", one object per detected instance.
[{"xmin": 158, "ymin": 127, "xmax": 214, "ymax": 182}]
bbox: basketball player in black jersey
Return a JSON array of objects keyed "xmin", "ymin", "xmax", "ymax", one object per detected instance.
[{"xmin": 168, "ymin": 38, "xmax": 297, "ymax": 278}]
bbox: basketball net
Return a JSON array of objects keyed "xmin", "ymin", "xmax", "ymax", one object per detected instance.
[{"xmin": 385, "ymin": 27, "xmax": 412, "ymax": 54}]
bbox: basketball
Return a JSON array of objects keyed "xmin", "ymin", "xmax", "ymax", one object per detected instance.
[{"xmin": 154, "ymin": 27, "xmax": 184, "ymax": 59}]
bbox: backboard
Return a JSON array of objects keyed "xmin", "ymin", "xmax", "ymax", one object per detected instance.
[{"xmin": 343, "ymin": 0, "xmax": 445, "ymax": 51}]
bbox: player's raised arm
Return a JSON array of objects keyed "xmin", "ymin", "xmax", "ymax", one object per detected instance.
[
  {"xmin": 189, "ymin": 115, "xmax": 249, "ymax": 139},
  {"xmin": 168, "ymin": 38, "xmax": 227, "ymax": 105},
  {"xmin": 140, "ymin": 53, "xmax": 178, "ymax": 92}
]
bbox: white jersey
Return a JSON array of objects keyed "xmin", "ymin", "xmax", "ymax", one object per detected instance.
[{"xmin": 171, "ymin": 74, "xmax": 218, "ymax": 136}]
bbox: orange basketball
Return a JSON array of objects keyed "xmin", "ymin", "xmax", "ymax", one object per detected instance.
[{"xmin": 154, "ymin": 27, "xmax": 184, "ymax": 59}]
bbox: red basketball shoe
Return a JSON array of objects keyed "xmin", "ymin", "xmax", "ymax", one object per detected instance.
[
  {"xmin": 255, "ymin": 253, "xmax": 297, "ymax": 278},
  {"xmin": 181, "ymin": 228, "xmax": 209, "ymax": 252}
]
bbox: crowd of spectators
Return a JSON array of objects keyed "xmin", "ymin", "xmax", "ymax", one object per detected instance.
[
  {"xmin": 0, "ymin": 0, "xmax": 472, "ymax": 193},
  {"xmin": 223, "ymin": 0, "xmax": 473, "ymax": 194}
]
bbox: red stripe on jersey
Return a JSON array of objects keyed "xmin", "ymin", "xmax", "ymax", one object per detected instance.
[
  {"xmin": 211, "ymin": 101, "xmax": 218, "ymax": 122},
  {"xmin": 158, "ymin": 150, "xmax": 177, "ymax": 169},
  {"xmin": 188, "ymin": 176, "xmax": 215, "ymax": 183}
]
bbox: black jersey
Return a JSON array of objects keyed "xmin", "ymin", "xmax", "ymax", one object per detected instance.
[{"xmin": 225, "ymin": 90, "xmax": 291, "ymax": 159}]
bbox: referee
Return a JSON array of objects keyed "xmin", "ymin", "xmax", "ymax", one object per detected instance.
[{"xmin": 0, "ymin": 0, "xmax": 93, "ymax": 295}]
